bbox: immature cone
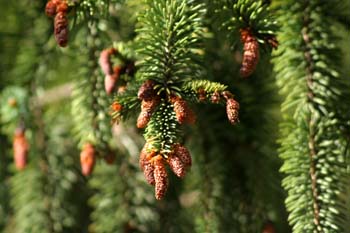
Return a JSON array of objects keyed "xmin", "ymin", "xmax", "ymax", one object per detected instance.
[
  {"xmin": 139, "ymin": 143, "xmax": 156, "ymax": 185},
  {"xmin": 80, "ymin": 143, "xmax": 96, "ymax": 176},
  {"xmin": 240, "ymin": 28, "xmax": 260, "ymax": 77},
  {"xmin": 167, "ymin": 153, "xmax": 186, "ymax": 178},
  {"xmin": 197, "ymin": 88, "xmax": 207, "ymax": 102},
  {"xmin": 153, "ymin": 156, "xmax": 168, "ymax": 200},
  {"xmin": 170, "ymin": 96, "xmax": 196, "ymax": 124},
  {"xmin": 226, "ymin": 98, "xmax": 240, "ymax": 124},
  {"xmin": 104, "ymin": 153, "xmax": 116, "ymax": 165},
  {"xmin": 54, "ymin": 11, "xmax": 69, "ymax": 47},
  {"xmin": 173, "ymin": 143, "xmax": 192, "ymax": 168},
  {"xmin": 138, "ymin": 80, "xmax": 156, "ymax": 101},
  {"xmin": 13, "ymin": 128, "xmax": 29, "ymax": 170},
  {"xmin": 262, "ymin": 222, "xmax": 276, "ymax": 233},
  {"xmin": 111, "ymin": 102, "xmax": 123, "ymax": 112},
  {"xmin": 137, "ymin": 98, "xmax": 160, "ymax": 128},
  {"xmin": 56, "ymin": 1, "xmax": 68, "ymax": 13},
  {"xmin": 211, "ymin": 91, "xmax": 221, "ymax": 104},
  {"xmin": 105, "ymin": 65, "xmax": 123, "ymax": 95},
  {"xmin": 45, "ymin": 1, "xmax": 57, "ymax": 17},
  {"xmin": 99, "ymin": 48, "xmax": 117, "ymax": 76}
]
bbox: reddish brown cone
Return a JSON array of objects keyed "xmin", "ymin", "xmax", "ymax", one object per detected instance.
[
  {"xmin": 54, "ymin": 11, "xmax": 69, "ymax": 47},
  {"xmin": 99, "ymin": 48, "xmax": 117, "ymax": 76},
  {"xmin": 226, "ymin": 98, "xmax": 240, "ymax": 124},
  {"xmin": 139, "ymin": 143, "xmax": 156, "ymax": 185},
  {"xmin": 262, "ymin": 222, "xmax": 276, "ymax": 233},
  {"xmin": 240, "ymin": 28, "xmax": 259, "ymax": 77},
  {"xmin": 197, "ymin": 88, "xmax": 207, "ymax": 102},
  {"xmin": 173, "ymin": 143, "xmax": 192, "ymax": 168},
  {"xmin": 57, "ymin": 1, "xmax": 68, "ymax": 13},
  {"xmin": 80, "ymin": 143, "xmax": 96, "ymax": 176},
  {"xmin": 13, "ymin": 128, "xmax": 29, "ymax": 170},
  {"xmin": 137, "ymin": 98, "xmax": 160, "ymax": 128},
  {"xmin": 167, "ymin": 153, "xmax": 186, "ymax": 178},
  {"xmin": 170, "ymin": 96, "xmax": 196, "ymax": 124},
  {"xmin": 138, "ymin": 80, "xmax": 156, "ymax": 101},
  {"xmin": 45, "ymin": 1, "xmax": 57, "ymax": 17},
  {"xmin": 153, "ymin": 155, "xmax": 168, "ymax": 200},
  {"xmin": 211, "ymin": 91, "xmax": 221, "ymax": 104},
  {"xmin": 104, "ymin": 153, "xmax": 116, "ymax": 165}
]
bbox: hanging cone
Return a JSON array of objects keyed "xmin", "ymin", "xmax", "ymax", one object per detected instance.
[
  {"xmin": 136, "ymin": 98, "xmax": 160, "ymax": 128},
  {"xmin": 80, "ymin": 143, "xmax": 96, "ymax": 176},
  {"xmin": 45, "ymin": 0, "xmax": 57, "ymax": 17},
  {"xmin": 170, "ymin": 95, "xmax": 196, "ymax": 124},
  {"xmin": 99, "ymin": 48, "xmax": 117, "ymax": 77},
  {"xmin": 226, "ymin": 98, "xmax": 240, "ymax": 125},
  {"xmin": 153, "ymin": 155, "xmax": 168, "ymax": 200},
  {"xmin": 13, "ymin": 128, "xmax": 29, "ymax": 170},
  {"xmin": 167, "ymin": 152, "xmax": 186, "ymax": 178},
  {"xmin": 239, "ymin": 28, "xmax": 259, "ymax": 77},
  {"xmin": 54, "ymin": 11, "xmax": 69, "ymax": 47},
  {"xmin": 173, "ymin": 143, "xmax": 192, "ymax": 168},
  {"xmin": 138, "ymin": 80, "xmax": 156, "ymax": 101},
  {"xmin": 139, "ymin": 143, "xmax": 156, "ymax": 185}
]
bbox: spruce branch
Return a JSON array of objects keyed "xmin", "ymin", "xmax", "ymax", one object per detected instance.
[
  {"xmin": 273, "ymin": 1, "xmax": 350, "ymax": 232},
  {"xmin": 108, "ymin": 0, "xmax": 240, "ymax": 199}
]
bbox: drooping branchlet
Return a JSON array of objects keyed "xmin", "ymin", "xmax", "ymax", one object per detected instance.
[
  {"xmin": 170, "ymin": 95, "xmax": 196, "ymax": 124},
  {"xmin": 13, "ymin": 127, "xmax": 29, "ymax": 170},
  {"xmin": 240, "ymin": 28, "xmax": 259, "ymax": 78},
  {"xmin": 226, "ymin": 98, "xmax": 240, "ymax": 124},
  {"xmin": 80, "ymin": 143, "xmax": 96, "ymax": 176}
]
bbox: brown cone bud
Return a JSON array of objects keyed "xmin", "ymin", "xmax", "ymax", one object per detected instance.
[
  {"xmin": 211, "ymin": 91, "xmax": 221, "ymax": 104},
  {"xmin": 153, "ymin": 156, "xmax": 168, "ymax": 200},
  {"xmin": 240, "ymin": 28, "xmax": 259, "ymax": 78},
  {"xmin": 99, "ymin": 48, "xmax": 117, "ymax": 76},
  {"xmin": 221, "ymin": 91, "xmax": 233, "ymax": 100},
  {"xmin": 262, "ymin": 222, "xmax": 276, "ymax": 233},
  {"xmin": 167, "ymin": 153, "xmax": 186, "ymax": 178},
  {"xmin": 54, "ymin": 11, "xmax": 69, "ymax": 47},
  {"xmin": 138, "ymin": 80, "xmax": 156, "ymax": 101},
  {"xmin": 8, "ymin": 98, "xmax": 17, "ymax": 107},
  {"xmin": 57, "ymin": 1, "xmax": 68, "ymax": 13},
  {"xmin": 45, "ymin": 1, "xmax": 57, "ymax": 17},
  {"xmin": 137, "ymin": 98, "xmax": 160, "ymax": 128},
  {"xmin": 266, "ymin": 36, "xmax": 278, "ymax": 50},
  {"xmin": 111, "ymin": 102, "xmax": 123, "ymax": 112},
  {"xmin": 173, "ymin": 143, "xmax": 192, "ymax": 169},
  {"xmin": 105, "ymin": 74, "xmax": 117, "ymax": 95},
  {"xmin": 139, "ymin": 144, "xmax": 156, "ymax": 185},
  {"xmin": 13, "ymin": 128, "xmax": 29, "ymax": 170},
  {"xmin": 226, "ymin": 98, "xmax": 240, "ymax": 125},
  {"xmin": 80, "ymin": 143, "xmax": 95, "ymax": 176},
  {"xmin": 170, "ymin": 96, "xmax": 196, "ymax": 124},
  {"xmin": 104, "ymin": 65, "xmax": 122, "ymax": 95},
  {"xmin": 104, "ymin": 153, "xmax": 116, "ymax": 165},
  {"xmin": 197, "ymin": 88, "xmax": 207, "ymax": 102}
]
